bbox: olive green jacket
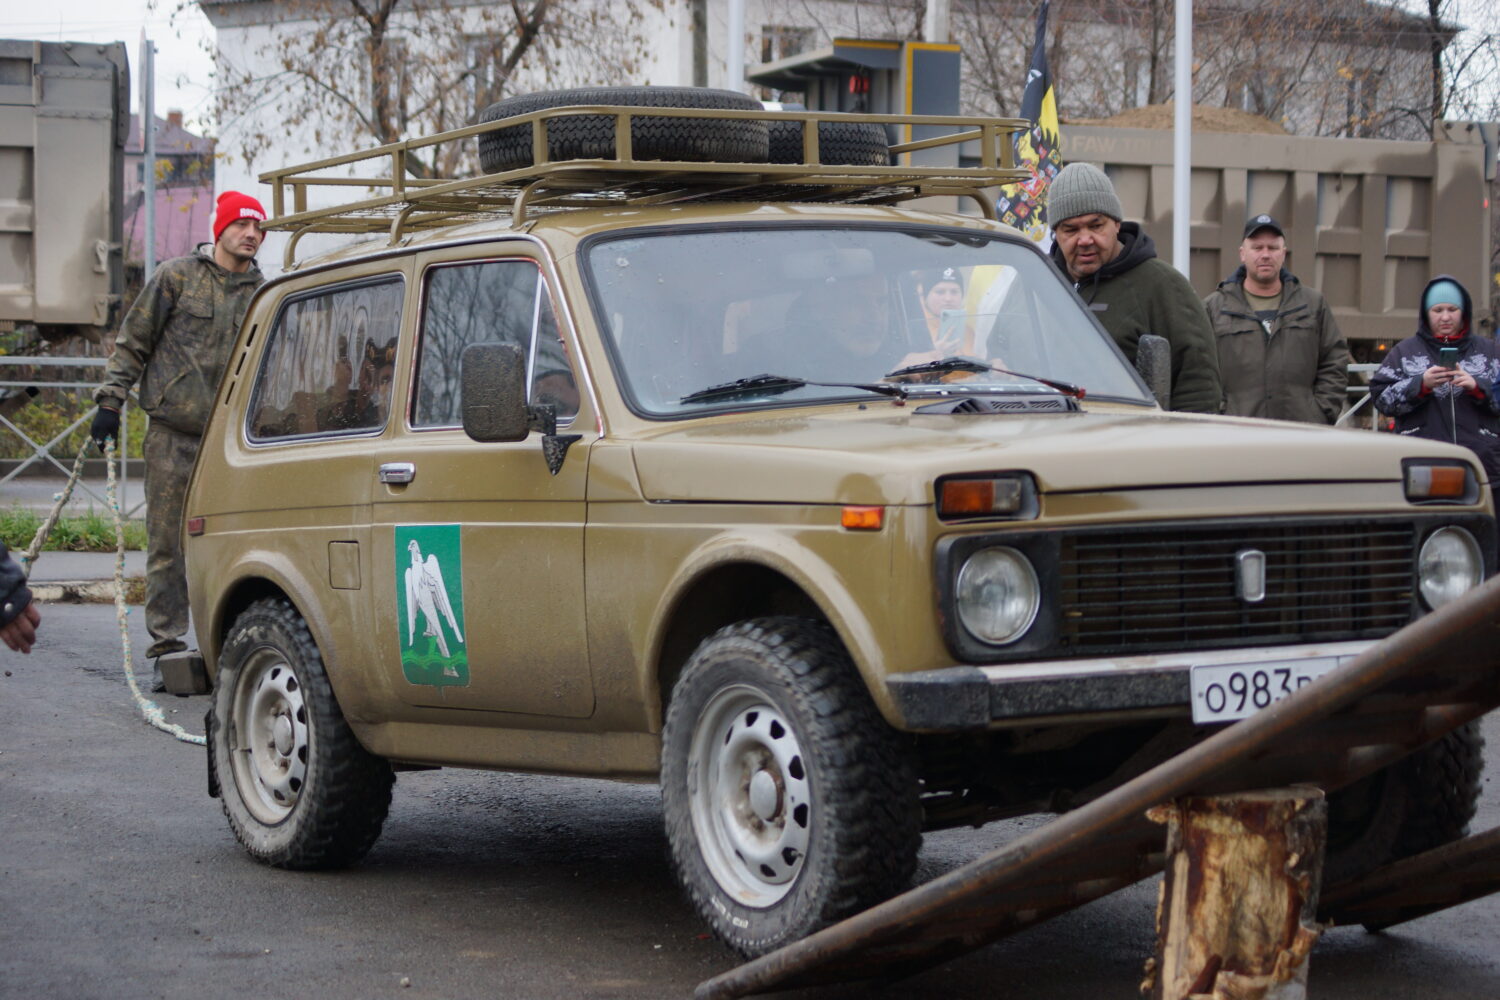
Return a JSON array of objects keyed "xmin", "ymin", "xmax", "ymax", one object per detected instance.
[
  {"xmin": 95, "ymin": 249, "xmax": 264, "ymax": 435},
  {"xmin": 1205, "ymin": 267, "xmax": 1350, "ymax": 424},
  {"xmin": 1051, "ymin": 224, "xmax": 1222, "ymax": 414}
]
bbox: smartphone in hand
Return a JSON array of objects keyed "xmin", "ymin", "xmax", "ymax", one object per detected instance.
[{"xmin": 1438, "ymin": 346, "xmax": 1461, "ymax": 369}]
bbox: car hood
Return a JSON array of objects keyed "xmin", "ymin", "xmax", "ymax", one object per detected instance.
[{"xmin": 626, "ymin": 404, "xmax": 1473, "ymax": 505}]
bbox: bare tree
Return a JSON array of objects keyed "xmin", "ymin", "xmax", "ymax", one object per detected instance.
[
  {"xmin": 1413, "ymin": 0, "xmax": 1500, "ymax": 125},
  {"xmin": 754, "ymin": 1, "xmax": 1490, "ymax": 141},
  {"xmin": 191, "ymin": 0, "xmax": 663, "ymax": 177}
]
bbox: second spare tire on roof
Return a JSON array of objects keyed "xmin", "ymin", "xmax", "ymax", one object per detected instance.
[
  {"xmin": 476, "ymin": 87, "xmax": 769, "ymax": 174},
  {"xmin": 766, "ymin": 119, "xmax": 891, "ymax": 166}
]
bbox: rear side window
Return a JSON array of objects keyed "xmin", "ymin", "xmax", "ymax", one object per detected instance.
[
  {"xmin": 247, "ymin": 277, "xmax": 405, "ymax": 441},
  {"xmin": 413, "ymin": 260, "xmax": 578, "ymax": 428}
]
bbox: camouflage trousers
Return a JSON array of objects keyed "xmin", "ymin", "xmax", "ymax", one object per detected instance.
[{"xmin": 144, "ymin": 421, "xmax": 201, "ymax": 655}]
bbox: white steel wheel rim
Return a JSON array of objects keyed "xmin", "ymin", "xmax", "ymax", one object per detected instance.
[
  {"xmin": 688, "ymin": 683, "xmax": 812, "ymax": 908},
  {"xmin": 229, "ymin": 647, "xmax": 310, "ymax": 825}
]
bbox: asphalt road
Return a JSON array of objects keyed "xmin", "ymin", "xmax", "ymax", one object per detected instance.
[{"xmin": 3, "ymin": 603, "xmax": 1498, "ymax": 999}]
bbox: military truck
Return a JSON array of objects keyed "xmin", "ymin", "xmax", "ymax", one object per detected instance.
[
  {"xmin": 181, "ymin": 90, "xmax": 1490, "ymax": 958},
  {"xmin": 0, "ymin": 39, "xmax": 129, "ymax": 341}
]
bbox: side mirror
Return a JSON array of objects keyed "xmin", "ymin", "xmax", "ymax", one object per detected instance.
[
  {"xmin": 1135, "ymin": 333, "xmax": 1171, "ymax": 410},
  {"xmin": 461, "ymin": 343, "xmax": 530, "ymax": 442}
]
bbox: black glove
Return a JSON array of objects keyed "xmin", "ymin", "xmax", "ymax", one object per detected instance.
[{"xmin": 90, "ymin": 406, "xmax": 121, "ymax": 449}]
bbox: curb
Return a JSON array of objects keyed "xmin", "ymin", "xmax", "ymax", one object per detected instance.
[{"xmin": 32, "ymin": 578, "xmax": 147, "ymax": 605}]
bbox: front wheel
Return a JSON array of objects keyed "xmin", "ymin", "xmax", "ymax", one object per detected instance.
[
  {"xmin": 210, "ymin": 597, "xmax": 394, "ymax": 869},
  {"xmin": 661, "ymin": 617, "xmax": 922, "ymax": 957}
]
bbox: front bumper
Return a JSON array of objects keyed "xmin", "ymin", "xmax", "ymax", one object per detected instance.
[{"xmin": 886, "ymin": 640, "xmax": 1374, "ymax": 732}]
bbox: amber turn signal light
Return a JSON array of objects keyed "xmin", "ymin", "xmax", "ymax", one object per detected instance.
[
  {"xmin": 936, "ymin": 474, "xmax": 1034, "ymax": 519},
  {"xmin": 1404, "ymin": 462, "xmax": 1475, "ymax": 503},
  {"xmin": 940, "ymin": 480, "xmax": 1000, "ymax": 516},
  {"xmin": 841, "ymin": 506, "xmax": 884, "ymax": 531}
]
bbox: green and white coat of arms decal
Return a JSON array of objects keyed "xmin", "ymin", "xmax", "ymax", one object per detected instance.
[{"xmin": 395, "ymin": 524, "xmax": 469, "ymax": 687}]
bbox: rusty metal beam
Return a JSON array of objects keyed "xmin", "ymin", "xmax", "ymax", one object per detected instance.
[{"xmin": 1320, "ymin": 825, "xmax": 1500, "ymax": 930}]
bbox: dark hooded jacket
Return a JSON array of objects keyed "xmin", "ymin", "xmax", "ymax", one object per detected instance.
[
  {"xmin": 1205, "ymin": 266, "xmax": 1350, "ymax": 424},
  {"xmin": 1370, "ymin": 275, "xmax": 1500, "ymax": 479},
  {"xmin": 1050, "ymin": 222, "xmax": 1221, "ymax": 413}
]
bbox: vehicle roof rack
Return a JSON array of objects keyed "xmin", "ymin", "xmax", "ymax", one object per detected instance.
[{"xmin": 258, "ymin": 105, "xmax": 1032, "ymax": 268}]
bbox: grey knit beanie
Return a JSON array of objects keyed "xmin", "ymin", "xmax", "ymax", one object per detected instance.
[{"xmin": 1047, "ymin": 162, "xmax": 1122, "ymax": 225}]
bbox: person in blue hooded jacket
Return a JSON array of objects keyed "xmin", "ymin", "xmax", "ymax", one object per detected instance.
[
  {"xmin": 0, "ymin": 541, "xmax": 39, "ymax": 653},
  {"xmin": 1370, "ymin": 276, "xmax": 1500, "ymax": 511}
]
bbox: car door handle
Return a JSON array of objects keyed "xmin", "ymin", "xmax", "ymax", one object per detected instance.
[{"xmin": 379, "ymin": 462, "xmax": 415, "ymax": 485}]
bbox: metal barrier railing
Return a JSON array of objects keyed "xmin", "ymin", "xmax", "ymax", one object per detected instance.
[
  {"xmin": 1335, "ymin": 363, "xmax": 1382, "ymax": 431},
  {"xmin": 0, "ymin": 355, "xmax": 141, "ymax": 515}
]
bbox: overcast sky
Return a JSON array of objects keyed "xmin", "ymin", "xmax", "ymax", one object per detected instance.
[{"xmin": 0, "ymin": 1, "xmax": 217, "ymax": 132}]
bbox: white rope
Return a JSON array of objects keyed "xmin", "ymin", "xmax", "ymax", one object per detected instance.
[
  {"xmin": 19, "ymin": 448, "xmax": 90, "ymax": 575},
  {"xmin": 23, "ymin": 439, "xmax": 205, "ymax": 746}
]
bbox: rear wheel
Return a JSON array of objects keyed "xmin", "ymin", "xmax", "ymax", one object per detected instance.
[
  {"xmin": 210, "ymin": 597, "xmax": 393, "ymax": 869},
  {"xmin": 477, "ymin": 86, "xmax": 769, "ymax": 174},
  {"xmin": 661, "ymin": 617, "xmax": 922, "ymax": 957}
]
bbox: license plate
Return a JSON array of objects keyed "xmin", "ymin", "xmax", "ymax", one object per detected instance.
[{"xmin": 1189, "ymin": 657, "xmax": 1342, "ymax": 724}]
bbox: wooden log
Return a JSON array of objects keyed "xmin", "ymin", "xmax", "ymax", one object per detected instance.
[{"xmin": 1142, "ymin": 787, "xmax": 1327, "ymax": 1000}]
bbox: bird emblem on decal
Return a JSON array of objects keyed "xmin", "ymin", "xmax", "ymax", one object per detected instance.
[{"xmin": 404, "ymin": 538, "xmax": 465, "ymax": 673}]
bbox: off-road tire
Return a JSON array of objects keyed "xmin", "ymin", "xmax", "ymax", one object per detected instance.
[
  {"xmin": 766, "ymin": 119, "xmax": 891, "ymax": 166},
  {"xmin": 1323, "ymin": 721, "xmax": 1484, "ymax": 888},
  {"xmin": 661, "ymin": 617, "xmax": 922, "ymax": 957},
  {"xmin": 477, "ymin": 86, "xmax": 769, "ymax": 174},
  {"xmin": 211, "ymin": 597, "xmax": 394, "ymax": 869}
]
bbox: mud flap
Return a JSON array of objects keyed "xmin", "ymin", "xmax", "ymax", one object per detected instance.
[{"xmin": 205, "ymin": 706, "xmax": 220, "ymax": 799}]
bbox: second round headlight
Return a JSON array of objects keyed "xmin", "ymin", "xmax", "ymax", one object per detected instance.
[
  {"xmin": 1418, "ymin": 526, "xmax": 1482, "ymax": 609},
  {"xmin": 955, "ymin": 547, "xmax": 1040, "ymax": 645}
]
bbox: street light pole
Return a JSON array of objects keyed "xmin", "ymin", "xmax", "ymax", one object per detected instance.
[
  {"xmin": 726, "ymin": 0, "xmax": 744, "ymax": 93},
  {"xmin": 139, "ymin": 33, "xmax": 157, "ymax": 279},
  {"xmin": 1172, "ymin": 0, "xmax": 1191, "ymax": 277}
]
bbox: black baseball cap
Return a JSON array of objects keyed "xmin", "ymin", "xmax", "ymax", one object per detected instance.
[{"xmin": 1243, "ymin": 214, "xmax": 1285, "ymax": 240}]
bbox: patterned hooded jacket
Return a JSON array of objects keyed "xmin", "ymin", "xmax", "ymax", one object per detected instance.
[
  {"xmin": 0, "ymin": 541, "xmax": 30, "ymax": 630},
  {"xmin": 1370, "ymin": 275, "xmax": 1500, "ymax": 479},
  {"xmin": 94, "ymin": 247, "xmax": 264, "ymax": 435}
]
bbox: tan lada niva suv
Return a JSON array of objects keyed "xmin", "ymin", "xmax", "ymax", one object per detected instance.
[{"xmin": 183, "ymin": 90, "xmax": 1490, "ymax": 957}]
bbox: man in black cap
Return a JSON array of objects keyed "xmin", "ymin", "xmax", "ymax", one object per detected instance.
[{"xmin": 1205, "ymin": 214, "xmax": 1349, "ymax": 423}]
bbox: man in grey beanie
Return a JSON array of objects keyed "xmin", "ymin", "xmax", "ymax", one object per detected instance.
[{"xmin": 1046, "ymin": 162, "xmax": 1221, "ymax": 413}]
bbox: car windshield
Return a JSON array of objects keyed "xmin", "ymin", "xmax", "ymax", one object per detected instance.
[{"xmin": 583, "ymin": 225, "xmax": 1152, "ymax": 416}]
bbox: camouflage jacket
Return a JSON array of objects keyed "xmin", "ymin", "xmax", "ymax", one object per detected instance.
[{"xmin": 95, "ymin": 248, "xmax": 264, "ymax": 435}]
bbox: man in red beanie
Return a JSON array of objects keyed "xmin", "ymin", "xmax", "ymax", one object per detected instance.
[{"xmin": 90, "ymin": 190, "xmax": 267, "ymax": 689}]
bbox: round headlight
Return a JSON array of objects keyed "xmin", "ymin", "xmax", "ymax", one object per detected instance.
[
  {"xmin": 1418, "ymin": 526, "xmax": 1483, "ymax": 609},
  {"xmin": 955, "ymin": 547, "xmax": 1040, "ymax": 645}
]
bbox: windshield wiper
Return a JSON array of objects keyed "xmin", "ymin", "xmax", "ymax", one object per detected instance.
[
  {"xmin": 679, "ymin": 373, "xmax": 906, "ymax": 405},
  {"xmin": 679, "ymin": 374, "xmax": 807, "ymax": 405},
  {"xmin": 882, "ymin": 356, "xmax": 1087, "ymax": 400}
]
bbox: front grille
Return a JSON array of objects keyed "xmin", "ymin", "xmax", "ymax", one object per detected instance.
[{"xmin": 1056, "ymin": 522, "xmax": 1415, "ymax": 654}]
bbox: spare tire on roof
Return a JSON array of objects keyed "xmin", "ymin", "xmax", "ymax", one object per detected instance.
[
  {"xmin": 766, "ymin": 119, "xmax": 891, "ymax": 166},
  {"xmin": 476, "ymin": 87, "xmax": 769, "ymax": 174}
]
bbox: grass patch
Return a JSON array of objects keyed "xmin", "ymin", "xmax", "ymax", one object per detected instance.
[{"xmin": 0, "ymin": 506, "xmax": 147, "ymax": 552}]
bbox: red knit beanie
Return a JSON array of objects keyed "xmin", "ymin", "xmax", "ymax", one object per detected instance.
[{"xmin": 213, "ymin": 191, "xmax": 267, "ymax": 242}]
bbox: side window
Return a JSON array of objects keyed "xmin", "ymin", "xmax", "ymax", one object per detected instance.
[
  {"xmin": 247, "ymin": 278, "xmax": 404, "ymax": 441},
  {"xmin": 414, "ymin": 259, "xmax": 579, "ymax": 428},
  {"xmin": 530, "ymin": 293, "xmax": 579, "ymax": 421}
]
